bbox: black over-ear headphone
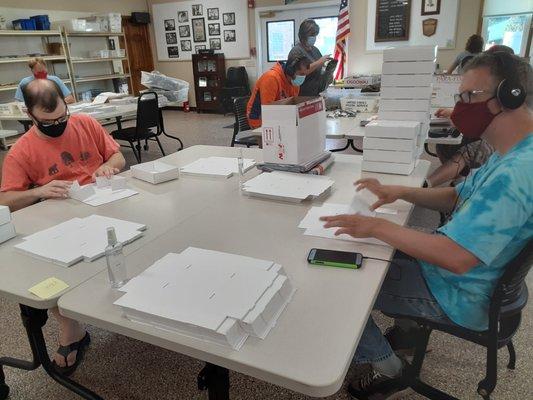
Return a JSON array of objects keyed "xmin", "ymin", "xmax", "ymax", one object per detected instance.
[
  {"xmin": 284, "ymin": 56, "xmax": 304, "ymax": 78},
  {"xmin": 493, "ymin": 51, "xmax": 527, "ymax": 109}
]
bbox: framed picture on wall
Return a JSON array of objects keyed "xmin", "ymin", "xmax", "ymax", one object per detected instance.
[
  {"xmin": 166, "ymin": 32, "xmax": 177, "ymax": 44},
  {"xmin": 223, "ymin": 12, "xmax": 235, "ymax": 26},
  {"xmin": 164, "ymin": 19, "xmax": 175, "ymax": 31},
  {"xmin": 192, "ymin": 4, "xmax": 203, "ymax": 16},
  {"xmin": 207, "ymin": 8, "xmax": 219, "ymax": 20},
  {"xmin": 195, "ymin": 45, "xmax": 206, "ymax": 53},
  {"xmin": 208, "ymin": 23, "xmax": 220, "ymax": 36},
  {"xmin": 192, "ymin": 18, "xmax": 206, "ymax": 42},
  {"xmin": 167, "ymin": 46, "xmax": 179, "ymax": 58},
  {"xmin": 181, "ymin": 40, "xmax": 192, "ymax": 51},
  {"xmin": 223, "ymin": 30, "xmax": 236, "ymax": 42},
  {"xmin": 177, "ymin": 11, "xmax": 188, "ymax": 23},
  {"xmin": 209, "ymin": 37, "xmax": 221, "ymax": 50},
  {"xmin": 421, "ymin": 0, "xmax": 440, "ymax": 16},
  {"xmin": 179, "ymin": 25, "xmax": 190, "ymax": 38}
]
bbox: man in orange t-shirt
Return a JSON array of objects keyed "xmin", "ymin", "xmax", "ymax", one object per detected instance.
[
  {"xmin": 246, "ymin": 55, "xmax": 311, "ymax": 129},
  {"xmin": 0, "ymin": 79, "xmax": 125, "ymax": 374},
  {"xmin": 1, "ymin": 79, "xmax": 125, "ymax": 212}
]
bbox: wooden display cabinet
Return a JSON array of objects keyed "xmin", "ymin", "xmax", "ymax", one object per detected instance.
[{"xmin": 192, "ymin": 53, "xmax": 225, "ymax": 113}]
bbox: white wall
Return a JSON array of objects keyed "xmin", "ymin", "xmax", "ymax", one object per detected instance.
[{"xmin": 483, "ymin": 0, "xmax": 533, "ymax": 16}]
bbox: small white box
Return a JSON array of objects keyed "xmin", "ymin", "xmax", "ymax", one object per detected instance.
[
  {"xmin": 131, "ymin": 161, "xmax": 179, "ymax": 184},
  {"xmin": 382, "ymin": 61, "xmax": 436, "ymax": 75},
  {"xmin": 365, "ymin": 120, "xmax": 421, "ymax": 139},
  {"xmin": 0, "ymin": 205, "xmax": 11, "ymax": 225},
  {"xmin": 363, "ymin": 137, "xmax": 416, "ymax": 151},
  {"xmin": 378, "ymin": 111, "xmax": 430, "ymax": 123},
  {"xmin": 379, "ymin": 99, "xmax": 430, "ymax": 112},
  {"xmin": 340, "ymin": 97, "xmax": 379, "ymax": 113},
  {"xmin": 362, "ymin": 160, "xmax": 416, "ymax": 175},
  {"xmin": 380, "ymin": 87, "xmax": 433, "ymax": 100},
  {"xmin": 0, "ymin": 222, "xmax": 16, "ymax": 244},
  {"xmin": 383, "ymin": 46, "xmax": 437, "ymax": 62},
  {"xmin": 381, "ymin": 74, "xmax": 434, "ymax": 87},
  {"xmin": 363, "ymin": 149, "xmax": 416, "ymax": 164},
  {"xmin": 261, "ymin": 97, "xmax": 326, "ymax": 165}
]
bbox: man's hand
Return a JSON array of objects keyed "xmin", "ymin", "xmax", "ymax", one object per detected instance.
[
  {"xmin": 34, "ymin": 180, "xmax": 72, "ymax": 199},
  {"xmin": 320, "ymin": 214, "xmax": 384, "ymax": 238},
  {"xmin": 93, "ymin": 164, "xmax": 119, "ymax": 179},
  {"xmin": 355, "ymin": 179, "xmax": 403, "ymax": 210},
  {"xmin": 435, "ymin": 108, "xmax": 453, "ymax": 118}
]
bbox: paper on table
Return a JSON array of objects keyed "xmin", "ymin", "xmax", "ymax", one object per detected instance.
[
  {"xmin": 28, "ymin": 277, "xmax": 69, "ymax": 299},
  {"xmin": 180, "ymin": 157, "xmax": 255, "ymax": 178},
  {"xmin": 69, "ymin": 178, "xmax": 138, "ymax": 207}
]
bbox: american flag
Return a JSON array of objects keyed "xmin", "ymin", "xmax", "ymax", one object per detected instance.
[{"xmin": 333, "ymin": 0, "xmax": 350, "ymax": 80}]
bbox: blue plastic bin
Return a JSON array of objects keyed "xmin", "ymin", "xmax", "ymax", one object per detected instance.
[
  {"xmin": 12, "ymin": 19, "xmax": 37, "ymax": 30},
  {"xmin": 30, "ymin": 15, "xmax": 50, "ymax": 30}
]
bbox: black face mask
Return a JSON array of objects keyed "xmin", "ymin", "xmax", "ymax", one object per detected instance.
[{"xmin": 37, "ymin": 119, "xmax": 69, "ymax": 138}]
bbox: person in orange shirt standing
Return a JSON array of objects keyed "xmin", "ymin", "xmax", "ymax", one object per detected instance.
[
  {"xmin": 0, "ymin": 78, "xmax": 125, "ymax": 375},
  {"xmin": 246, "ymin": 55, "xmax": 311, "ymax": 129}
]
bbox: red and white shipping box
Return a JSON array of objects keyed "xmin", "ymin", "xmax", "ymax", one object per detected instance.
[{"xmin": 261, "ymin": 96, "xmax": 326, "ymax": 165}]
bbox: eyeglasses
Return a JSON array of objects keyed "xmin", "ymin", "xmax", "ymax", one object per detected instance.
[
  {"xmin": 30, "ymin": 104, "xmax": 70, "ymax": 127},
  {"xmin": 454, "ymin": 89, "xmax": 491, "ymax": 104}
]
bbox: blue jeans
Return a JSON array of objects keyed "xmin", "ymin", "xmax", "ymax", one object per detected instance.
[{"xmin": 354, "ymin": 252, "xmax": 451, "ymax": 364}]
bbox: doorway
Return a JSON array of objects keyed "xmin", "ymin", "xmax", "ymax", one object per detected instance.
[{"xmin": 122, "ymin": 16, "xmax": 155, "ymax": 95}]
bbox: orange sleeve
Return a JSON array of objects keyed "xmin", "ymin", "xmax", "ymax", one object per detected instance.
[
  {"xmin": 83, "ymin": 115, "xmax": 120, "ymax": 162},
  {"xmin": 257, "ymin": 74, "xmax": 281, "ymax": 105},
  {"xmin": 0, "ymin": 152, "xmax": 32, "ymax": 192}
]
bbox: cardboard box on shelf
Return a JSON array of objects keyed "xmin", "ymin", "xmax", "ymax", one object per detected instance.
[
  {"xmin": 261, "ymin": 96, "xmax": 326, "ymax": 165},
  {"xmin": 365, "ymin": 120, "xmax": 421, "ymax": 139}
]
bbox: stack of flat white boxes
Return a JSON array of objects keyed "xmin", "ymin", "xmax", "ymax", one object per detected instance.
[
  {"xmin": 362, "ymin": 45, "xmax": 437, "ymax": 175},
  {"xmin": 0, "ymin": 205, "xmax": 16, "ymax": 244}
]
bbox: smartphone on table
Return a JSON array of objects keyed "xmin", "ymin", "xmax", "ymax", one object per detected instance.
[{"xmin": 307, "ymin": 248, "xmax": 363, "ymax": 270}]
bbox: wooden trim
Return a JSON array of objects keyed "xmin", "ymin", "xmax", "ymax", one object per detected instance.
[
  {"xmin": 421, "ymin": 0, "xmax": 441, "ymax": 16},
  {"xmin": 374, "ymin": 0, "xmax": 411, "ymax": 43},
  {"xmin": 477, "ymin": 0, "xmax": 485, "ymax": 34}
]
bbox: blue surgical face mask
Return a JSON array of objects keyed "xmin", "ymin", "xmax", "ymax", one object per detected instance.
[
  {"xmin": 292, "ymin": 75, "xmax": 306, "ymax": 86},
  {"xmin": 307, "ymin": 36, "xmax": 317, "ymax": 46}
]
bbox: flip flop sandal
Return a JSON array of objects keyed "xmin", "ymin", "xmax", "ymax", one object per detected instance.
[{"xmin": 52, "ymin": 332, "xmax": 91, "ymax": 376}]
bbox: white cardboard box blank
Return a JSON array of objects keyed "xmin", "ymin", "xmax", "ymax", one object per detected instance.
[
  {"xmin": 383, "ymin": 46, "xmax": 437, "ymax": 62},
  {"xmin": 363, "ymin": 149, "xmax": 416, "ymax": 164},
  {"xmin": 378, "ymin": 111, "xmax": 430, "ymax": 123},
  {"xmin": 0, "ymin": 205, "xmax": 11, "ymax": 226},
  {"xmin": 131, "ymin": 161, "xmax": 179, "ymax": 184},
  {"xmin": 379, "ymin": 99, "xmax": 430, "ymax": 112},
  {"xmin": 363, "ymin": 137, "xmax": 416, "ymax": 151},
  {"xmin": 0, "ymin": 222, "xmax": 16, "ymax": 244},
  {"xmin": 382, "ymin": 61, "xmax": 436, "ymax": 75},
  {"xmin": 365, "ymin": 120, "xmax": 420, "ymax": 139},
  {"xmin": 362, "ymin": 160, "xmax": 416, "ymax": 175},
  {"xmin": 380, "ymin": 87, "xmax": 433, "ymax": 100},
  {"xmin": 381, "ymin": 74, "xmax": 434, "ymax": 87}
]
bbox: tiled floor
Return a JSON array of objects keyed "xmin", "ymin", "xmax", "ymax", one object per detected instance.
[{"xmin": 0, "ymin": 110, "xmax": 531, "ymax": 399}]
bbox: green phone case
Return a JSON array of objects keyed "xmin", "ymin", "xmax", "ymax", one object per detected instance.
[{"xmin": 309, "ymin": 260, "xmax": 361, "ymax": 269}]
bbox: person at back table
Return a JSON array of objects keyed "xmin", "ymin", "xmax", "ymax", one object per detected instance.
[
  {"xmin": 0, "ymin": 79, "xmax": 125, "ymax": 374},
  {"xmin": 321, "ymin": 52, "xmax": 532, "ymax": 399},
  {"xmin": 446, "ymin": 34, "xmax": 484, "ymax": 75},
  {"xmin": 246, "ymin": 55, "xmax": 311, "ymax": 129},
  {"xmin": 14, "ymin": 57, "xmax": 75, "ymax": 104}
]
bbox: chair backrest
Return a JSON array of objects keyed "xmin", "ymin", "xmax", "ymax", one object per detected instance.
[
  {"xmin": 233, "ymin": 96, "xmax": 251, "ymax": 133},
  {"xmin": 489, "ymin": 240, "xmax": 532, "ymax": 322},
  {"xmin": 136, "ymin": 91, "xmax": 160, "ymax": 135},
  {"xmin": 226, "ymin": 67, "xmax": 250, "ymax": 93}
]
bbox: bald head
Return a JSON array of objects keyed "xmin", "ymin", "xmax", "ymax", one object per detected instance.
[{"xmin": 21, "ymin": 78, "xmax": 65, "ymax": 113}]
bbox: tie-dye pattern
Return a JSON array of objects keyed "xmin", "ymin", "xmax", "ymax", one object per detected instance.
[{"xmin": 421, "ymin": 134, "xmax": 533, "ymax": 331}]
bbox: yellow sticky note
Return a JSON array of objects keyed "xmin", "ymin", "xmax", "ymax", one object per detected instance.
[{"xmin": 28, "ymin": 277, "xmax": 69, "ymax": 299}]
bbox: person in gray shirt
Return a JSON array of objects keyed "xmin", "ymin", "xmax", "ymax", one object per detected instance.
[
  {"xmin": 446, "ymin": 34, "xmax": 484, "ymax": 75},
  {"xmin": 287, "ymin": 19, "xmax": 331, "ymax": 96}
]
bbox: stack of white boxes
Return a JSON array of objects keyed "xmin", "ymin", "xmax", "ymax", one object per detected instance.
[
  {"xmin": 0, "ymin": 205, "xmax": 16, "ymax": 244},
  {"xmin": 362, "ymin": 45, "xmax": 437, "ymax": 175}
]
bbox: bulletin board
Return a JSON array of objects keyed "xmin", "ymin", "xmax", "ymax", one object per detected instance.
[
  {"xmin": 152, "ymin": 0, "xmax": 250, "ymax": 61},
  {"xmin": 366, "ymin": 0, "xmax": 459, "ymax": 51}
]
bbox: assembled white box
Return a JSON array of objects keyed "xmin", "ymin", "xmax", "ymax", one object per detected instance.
[
  {"xmin": 379, "ymin": 99, "xmax": 430, "ymax": 112},
  {"xmin": 381, "ymin": 74, "xmax": 434, "ymax": 87},
  {"xmin": 365, "ymin": 120, "xmax": 421, "ymax": 139},
  {"xmin": 131, "ymin": 161, "xmax": 179, "ymax": 184},
  {"xmin": 363, "ymin": 137, "xmax": 416, "ymax": 152},
  {"xmin": 362, "ymin": 160, "xmax": 416, "ymax": 175},
  {"xmin": 382, "ymin": 61, "xmax": 436, "ymax": 75},
  {"xmin": 383, "ymin": 45, "xmax": 437, "ymax": 62},
  {"xmin": 363, "ymin": 149, "xmax": 416, "ymax": 164},
  {"xmin": 378, "ymin": 111, "xmax": 430, "ymax": 123},
  {"xmin": 0, "ymin": 205, "xmax": 10, "ymax": 226},
  {"xmin": 0, "ymin": 223, "xmax": 16, "ymax": 244},
  {"xmin": 261, "ymin": 97, "xmax": 326, "ymax": 165},
  {"xmin": 380, "ymin": 87, "xmax": 433, "ymax": 100}
]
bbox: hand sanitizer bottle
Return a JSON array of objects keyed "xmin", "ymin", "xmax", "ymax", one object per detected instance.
[
  {"xmin": 105, "ymin": 227, "xmax": 128, "ymax": 288},
  {"xmin": 237, "ymin": 148, "xmax": 245, "ymax": 191}
]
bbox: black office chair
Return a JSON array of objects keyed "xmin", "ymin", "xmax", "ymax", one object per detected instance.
[
  {"xmin": 231, "ymin": 96, "xmax": 260, "ymax": 148},
  {"xmin": 385, "ymin": 240, "xmax": 532, "ymax": 400},
  {"xmin": 111, "ymin": 92, "xmax": 166, "ymax": 163},
  {"xmin": 221, "ymin": 67, "xmax": 251, "ymax": 114}
]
